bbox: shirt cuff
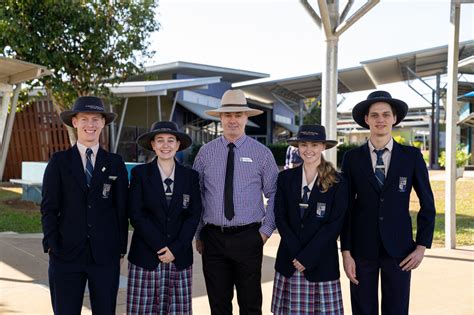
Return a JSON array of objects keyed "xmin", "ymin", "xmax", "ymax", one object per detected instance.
[{"xmin": 259, "ymin": 225, "xmax": 274, "ymax": 238}]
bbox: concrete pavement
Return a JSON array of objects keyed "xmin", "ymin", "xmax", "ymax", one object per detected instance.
[{"xmin": 1, "ymin": 232, "xmax": 473, "ymax": 315}]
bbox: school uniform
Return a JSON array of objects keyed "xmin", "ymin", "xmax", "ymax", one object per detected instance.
[
  {"xmin": 272, "ymin": 165, "xmax": 348, "ymax": 314},
  {"xmin": 41, "ymin": 143, "xmax": 129, "ymax": 315},
  {"xmin": 341, "ymin": 139, "xmax": 436, "ymax": 314},
  {"xmin": 126, "ymin": 159, "xmax": 202, "ymax": 314}
]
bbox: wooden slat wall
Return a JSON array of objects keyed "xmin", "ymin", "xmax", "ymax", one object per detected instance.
[{"xmin": 3, "ymin": 99, "xmax": 110, "ymax": 181}]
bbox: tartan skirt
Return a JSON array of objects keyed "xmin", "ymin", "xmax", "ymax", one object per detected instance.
[
  {"xmin": 271, "ymin": 271, "xmax": 344, "ymax": 315},
  {"xmin": 127, "ymin": 262, "xmax": 193, "ymax": 315}
]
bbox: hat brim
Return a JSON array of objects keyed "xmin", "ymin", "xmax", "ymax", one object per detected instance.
[
  {"xmin": 60, "ymin": 110, "xmax": 117, "ymax": 127},
  {"xmin": 352, "ymin": 97, "xmax": 408, "ymax": 129},
  {"xmin": 136, "ymin": 130, "xmax": 192, "ymax": 152},
  {"xmin": 205, "ymin": 106, "xmax": 263, "ymax": 117},
  {"xmin": 287, "ymin": 138, "xmax": 338, "ymax": 150}
]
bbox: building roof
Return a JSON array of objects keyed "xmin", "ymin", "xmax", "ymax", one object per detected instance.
[
  {"xmin": 144, "ymin": 61, "xmax": 269, "ymax": 83},
  {"xmin": 108, "ymin": 77, "xmax": 222, "ymax": 98},
  {"xmin": 0, "ymin": 57, "xmax": 51, "ymax": 85}
]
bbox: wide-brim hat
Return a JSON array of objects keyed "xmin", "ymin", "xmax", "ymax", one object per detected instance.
[
  {"xmin": 60, "ymin": 96, "xmax": 117, "ymax": 127},
  {"xmin": 352, "ymin": 90, "xmax": 408, "ymax": 129},
  {"xmin": 287, "ymin": 124, "xmax": 338, "ymax": 149},
  {"xmin": 205, "ymin": 89, "xmax": 263, "ymax": 117},
  {"xmin": 137, "ymin": 121, "xmax": 192, "ymax": 152}
]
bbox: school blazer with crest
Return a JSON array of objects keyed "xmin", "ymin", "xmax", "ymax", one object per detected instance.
[
  {"xmin": 340, "ymin": 140, "xmax": 436, "ymax": 260},
  {"xmin": 127, "ymin": 159, "xmax": 202, "ymax": 271},
  {"xmin": 41, "ymin": 145, "xmax": 129, "ymax": 264},
  {"xmin": 274, "ymin": 166, "xmax": 349, "ymax": 282}
]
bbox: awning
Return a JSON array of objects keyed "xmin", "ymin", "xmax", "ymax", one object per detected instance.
[
  {"xmin": 177, "ymin": 100, "xmax": 259, "ymax": 128},
  {"xmin": 458, "ymin": 113, "xmax": 474, "ymax": 127},
  {"xmin": 275, "ymin": 121, "xmax": 299, "ymax": 133},
  {"xmin": 0, "ymin": 57, "xmax": 52, "ymax": 85}
]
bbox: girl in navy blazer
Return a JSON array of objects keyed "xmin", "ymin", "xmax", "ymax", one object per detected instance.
[
  {"xmin": 271, "ymin": 125, "xmax": 349, "ymax": 315},
  {"xmin": 126, "ymin": 121, "xmax": 202, "ymax": 314}
]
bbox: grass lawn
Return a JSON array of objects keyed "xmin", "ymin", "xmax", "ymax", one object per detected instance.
[
  {"xmin": 410, "ymin": 179, "xmax": 474, "ymax": 247},
  {"xmin": 1, "ymin": 180, "xmax": 473, "ymax": 247},
  {"xmin": 0, "ymin": 187, "xmax": 42, "ymax": 233}
]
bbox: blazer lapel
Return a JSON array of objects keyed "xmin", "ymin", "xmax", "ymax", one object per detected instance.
[
  {"xmin": 89, "ymin": 148, "xmax": 108, "ymax": 193},
  {"xmin": 383, "ymin": 141, "xmax": 402, "ymax": 189},
  {"xmin": 69, "ymin": 146, "xmax": 88, "ymax": 193},
  {"xmin": 360, "ymin": 143, "xmax": 381, "ymax": 193},
  {"xmin": 147, "ymin": 159, "xmax": 168, "ymax": 212},
  {"xmin": 168, "ymin": 161, "xmax": 184, "ymax": 213}
]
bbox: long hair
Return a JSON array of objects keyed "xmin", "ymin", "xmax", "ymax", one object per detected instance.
[{"xmin": 316, "ymin": 155, "xmax": 339, "ymax": 192}]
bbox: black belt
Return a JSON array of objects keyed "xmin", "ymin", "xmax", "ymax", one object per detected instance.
[{"xmin": 206, "ymin": 222, "xmax": 261, "ymax": 234}]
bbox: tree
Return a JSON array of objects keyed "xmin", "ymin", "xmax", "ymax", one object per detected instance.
[
  {"xmin": 302, "ymin": 98, "xmax": 321, "ymax": 125},
  {"xmin": 0, "ymin": 0, "xmax": 159, "ymax": 143}
]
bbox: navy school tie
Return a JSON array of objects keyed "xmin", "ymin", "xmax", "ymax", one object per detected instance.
[
  {"xmin": 164, "ymin": 178, "xmax": 173, "ymax": 205},
  {"xmin": 224, "ymin": 143, "xmax": 235, "ymax": 221},
  {"xmin": 374, "ymin": 149, "xmax": 386, "ymax": 187},
  {"xmin": 85, "ymin": 148, "xmax": 94, "ymax": 187},
  {"xmin": 300, "ymin": 185, "xmax": 310, "ymax": 218}
]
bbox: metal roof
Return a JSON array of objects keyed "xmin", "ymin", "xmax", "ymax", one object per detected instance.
[
  {"xmin": 234, "ymin": 40, "xmax": 474, "ymax": 114},
  {"xmin": 0, "ymin": 57, "xmax": 51, "ymax": 85},
  {"xmin": 144, "ymin": 61, "xmax": 269, "ymax": 83},
  {"xmin": 361, "ymin": 40, "xmax": 474, "ymax": 85},
  {"xmin": 108, "ymin": 77, "xmax": 222, "ymax": 98},
  {"xmin": 458, "ymin": 56, "xmax": 474, "ymax": 74}
]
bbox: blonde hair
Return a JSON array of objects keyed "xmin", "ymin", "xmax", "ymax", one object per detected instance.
[{"xmin": 316, "ymin": 156, "xmax": 339, "ymax": 192}]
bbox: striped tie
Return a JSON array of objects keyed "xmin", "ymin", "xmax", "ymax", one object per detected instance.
[
  {"xmin": 85, "ymin": 148, "xmax": 94, "ymax": 187},
  {"xmin": 300, "ymin": 185, "xmax": 310, "ymax": 218},
  {"xmin": 374, "ymin": 149, "xmax": 386, "ymax": 187},
  {"xmin": 164, "ymin": 178, "xmax": 173, "ymax": 205}
]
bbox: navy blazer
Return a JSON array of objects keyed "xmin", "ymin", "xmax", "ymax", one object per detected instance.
[
  {"xmin": 127, "ymin": 159, "xmax": 202, "ymax": 271},
  {"xmin": 340, "ymin": 141, "xmax": 436, "ymax": 259},
  {"xmin": 274, "ymin": 166, "xmax": 348, "ymax": 282},
  {"xmin": 41, "ymin": 145, "xmax": 129, "ymax": 264}
]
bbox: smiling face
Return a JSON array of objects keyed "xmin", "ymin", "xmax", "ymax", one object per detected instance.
[
  {"xmin": 151, "ymin": 133, "xmax": 180, "ymax": 161},
  {"xmin": 220, "ymin": 112, "xmax": 248, "ymax": 142},
  {"xmin": 364, "ymin": 102, "xmax": 397, "ymax": 137},
  {"xmin": 298, "ymin": 141, "xmax": 326, "ymax": 166},
  {"xmin": 72, "ymin": 112, "xmax": 105, "ymax": 146}
]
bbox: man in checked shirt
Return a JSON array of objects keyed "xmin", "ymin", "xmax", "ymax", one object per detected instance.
[{"xmin": 193, "ymin": 89, "xmax": 279, "ymax": 315}]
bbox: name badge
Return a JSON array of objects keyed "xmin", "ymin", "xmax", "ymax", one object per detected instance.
[
  {"xmin": 102, "ymin": 183, "xmax": 112, "ymax": 199},
  {"xmin": 108, "ymin": 175, "xmax": 117, "ymax": 181},
  {"xmin": 316, "ymin": 202, "xmax": 326, "ymax": 217},
  {"xmin": 240, "ymin": 157, "xmax": 253, "ymax": 163},
  {"xmin": 398, "ymin": 177, "xmax": 407, "ymax": 192},
  {"xmin": 182, "ymin": 194, "xmax": 190, "ymax": 209}
]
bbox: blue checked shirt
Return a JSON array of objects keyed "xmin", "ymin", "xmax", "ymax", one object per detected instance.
[{"xmin": 193, "ymin": 135, "xmax": 279, "ymax": 239}]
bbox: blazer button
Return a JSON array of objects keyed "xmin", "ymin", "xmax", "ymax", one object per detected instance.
[
  {"xmin": 379, "ymin": 216, "xmax": 384, "ymax": 221},
  {"xmin": 87, "ymin": 224, "xmax": 92, "ymax": 228},
  {"xmin": 87, "ymin": 234, "xmax": 90, "ymax": 238},
  {"xmin": 301, "ymin": 224, "xmax": 304, "ymax": 228},
  {"xmin": 167, "ymin": 218, "xmax": 171, "ymax": 222},
  {"xmin": 88, "ymin": 205, "xmax": 92, "ymax": 209},
  {"xmin": 380, "ymin": 198, "xmax": 384, "ymax": 202},
  {"xmin": 167, "ymin": 234, "xmax": 171, "ymax": 238}
]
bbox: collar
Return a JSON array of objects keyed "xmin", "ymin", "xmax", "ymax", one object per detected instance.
[
  {"xmin": 76, "ymin": 141, "xmax": 99, "ymax": 156},
  {"xmin": 302, "ymin": 166, "xmax": 318, "ymax": 191},
  {"xmin": 368, "ymin": 137, "xmax": 393, "ymax": 153},
  {"xmin": 157, "ymin": 161, "xmax": 175, "ymax": 182},
  {"xmin": 220, "ymin": 134, "xmax": 247, "ymax": 149}
]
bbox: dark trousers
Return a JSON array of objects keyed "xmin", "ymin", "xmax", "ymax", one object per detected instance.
[
  {"xmin": 48, "ymin": 243, "xmax": 120, "ymax": 315},
  {"xmin": 202, "ymin": 224, "xmax": 264, "ymax": 315},
  {"xmin": 350, "ymin": 247, "xmax": 411, "ymax": 315}
]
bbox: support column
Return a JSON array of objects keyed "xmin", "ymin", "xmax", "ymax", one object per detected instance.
[{"xmin": 445, "ymin": 0, "xmax": 461, "ymax": 249}]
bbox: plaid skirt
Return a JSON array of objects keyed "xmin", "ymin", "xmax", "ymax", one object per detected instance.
[
  {"xmin": 271, "ymin": 271, "xmax": 344, "ymax": 315},
  {"xmin": 127, "ymin": 262, "xmax": 193, "ymax": 315}
]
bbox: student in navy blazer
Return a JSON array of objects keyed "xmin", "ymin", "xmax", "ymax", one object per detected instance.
[
  {"xmin": 126, "ymin": 121, "xmax": 202, "ymax": 313},
  {"xmin": 41, "ymin": 97, "xmax": 128, "ymax": 315},
  {"xmin": 271, "ymin": 125, "xmax": 348, "ymax": 314},
  {"xmin": 341, "ymin": 91, "xmax": 436, "ymax": 315}
]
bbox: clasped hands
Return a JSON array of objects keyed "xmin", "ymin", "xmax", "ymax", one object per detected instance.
[{"xmin": 157, "ymin": 246, "xmax": 175, "ymax": 264}]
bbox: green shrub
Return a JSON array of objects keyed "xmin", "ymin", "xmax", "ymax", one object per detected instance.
[
  {"xmin": 337, "ymin": 143, "xmax": 359, "ymax": 168},
  {"xmin": 438, "ymin": 144, "xmax": 472, "ymax": 168},
  {"xmin": 268, "ymin": 143, "xmax": 288, "ymax": 166}
]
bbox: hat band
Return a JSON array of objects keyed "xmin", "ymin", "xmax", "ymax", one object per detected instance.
[
  {"xmin": 84, "ymin": 104, "xmax": 105, "ymax": 111},
  {"xmin": 221, "ymin": 104, "xmax": 248, "ymax": 108}
]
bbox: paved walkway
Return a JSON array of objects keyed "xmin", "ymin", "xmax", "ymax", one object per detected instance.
[{"xmin": 0, "ymin": 232, "xmax": 473, "ymax": 315}]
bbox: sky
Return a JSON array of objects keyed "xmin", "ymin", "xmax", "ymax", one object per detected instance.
[{"xmin": 147, "ymin": 0, "xmax": 474, "ymax": 109}]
